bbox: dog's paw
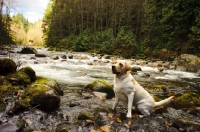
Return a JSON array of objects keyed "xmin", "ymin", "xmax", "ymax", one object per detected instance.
[{"xmin": 126, "ymin": 113, "xmax": 132, "ymax": 118}]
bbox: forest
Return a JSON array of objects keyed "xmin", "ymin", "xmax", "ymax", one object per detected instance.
[
  {"xmin": 0, "ymin": 0, "xmax": 43, "ymax": 47},
  {"xmin": 1, "ymin": 0, "xmax": 200, "ymax": 59},
  {"xmin": 42, "ymin": 0, "xmax": 200, "ymax": 58}
]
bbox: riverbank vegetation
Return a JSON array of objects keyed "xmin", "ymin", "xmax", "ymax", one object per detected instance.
[
  {"xmin": 11, "ymin": 13, "xmax": 43, "ymax": 46},
  {"xmin": 0, "ymin": 0, "xmax": 43, "ymax": 47},
  {"xmin": 1, "ymin": 0, "xmax": 200, "ymax": 59},
  {"xmin": 42, "ymin": 0, "xmax": 200, "ymax": 58}
]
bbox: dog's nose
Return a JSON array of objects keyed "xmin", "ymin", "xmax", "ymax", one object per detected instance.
[{"xmin": 112, "ymin": 66, "xmax": 115, "ymax": 69}]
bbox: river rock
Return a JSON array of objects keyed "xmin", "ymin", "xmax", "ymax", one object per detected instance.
[
  {"xmin": 0, "ymin": 50, "xmax": 9, "ymax": 55},
  {"xmin": 18, "ymin": 66, "xmax": 36, "ymax": 82},
  {"xmin": 33, "ymin": 76, "xmax": 64, "ymax": 96},
  {"xmin": 0, "ymin": 58, "xmax": 17, "ymax": 76},
  {"xmin": 175, "ymin": 54, "xmax": 200, "ymax": 72},
  {"xmin": 61, "ymin": 55, "xmax": 67, "ymax": 59},
  {"xmin": 50, "ymin": 55, "xmax": 59, "ymax": 60},
  {"xmin": 172, "ymin": 118, "xmax": 200, "ymax": 131},
  {"xmin": 84, "ymin": 80, "xmax": 115, "ymax": 99},
  {"xmin": 0, "ymin": 117, "xmax": 26, "ymax": 132},
  {"xmin": 7, "ymin": 70, "xmax": 31, "ymax": 85},
  {"xmin": 13, "ymin": 84, "xmax": 60, "ymax": 113},
  {"xmin": 20, "ymin": 47, "xmax": 37, "ymax": 54},
  {"xmin": 68, "ymin": 54, "xmax": 73, "ymax": 59},
  {"xmin": 35, "ymin": 53, "xmax": 48, "ymax": 57},
  {"xmin": 173, "ymin": 92, "xmax": 200, "ymax": 110},
  {"xmin": 131, "ymin": 66, "xmax": 142, "ymax": 72}
]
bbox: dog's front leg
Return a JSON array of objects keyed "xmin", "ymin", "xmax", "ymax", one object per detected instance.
[
  {"xmin": 127, "ymin": 93, "xmax": 134, "ymax": 118},
  {"xmin": 112, "ymin": 96, "xmax": 119, "ymax": 110}
]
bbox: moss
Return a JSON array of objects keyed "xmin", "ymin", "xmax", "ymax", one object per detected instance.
[
  {"xmin": 25, "ymin": 85, "xmax": 50, "ymax": 97},
  {"xmin": 153, "ymin": 95, "xmax": 162, "ymax": 102},
  {"xmin": 0, "ymin": 82, "xmax": 21, "ymax": 96},
  {"xmin": 13, "ymin": 97, "xmax": 31, "ymax": 114},
  {"xmin": 7, "ymin": 71, "xmax": 31, "ymax": 85},
  {"xmin": 85, "ymin": 80, "xmax": 114, "ymax": 99},
  {"xmin": 0, "ymin": 95, "xmax": 6, "ymax": 111},
  {"xmin": 152, "ymin": 85, "xmax": 167, "ymax": 92},
  {"xmin": 19, "ymin": 67, "xmax": 36, "ymax": 82},
  {"xmin": 173, "ymin": 92, "xmax": 200, "ymax": 109},
  {"xmin": 34, "ymin": 76, "xmax": 63, "ymax": 96},
  {"xmin": 25, "ymin": 85, "xmax": 60, "ymax": 112},
  {"xmin": 0, "ymin": 58, "xmax": 17, "ymax": 76},
  {"xmin": 85, "ymin": 80, "xmax": 112, "ymax": 90},
  {"xmin": 77, "ymin": 112, "xmax": 93, "ymax": 120}
]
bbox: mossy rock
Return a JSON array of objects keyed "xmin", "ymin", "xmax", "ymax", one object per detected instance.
[
  {"xmin": 131, "ymin": 66, "xmax": 142, "ymax": 72},
  {"xmin": 13, "ymin": 97, "xmax": 31, "ymax": 114},
  {"xmin": 16, "ymin": 118, "xmax": 26, "ymax": 131},
  {"xmin": 77, "ymin": 112, "xmax": 93, "ymax": 120},
  {"xmin": 0, "ymin": 94, "xmax": 6, "ymax": 111},
  {"xmin": 77, "ymin": 111, "xmax": 102, "ymax": 126},
  {"xmin": 20, "ymin": 47, "xmax": 37, "ymax": 54},
  {"xmin": 7, "ymin": 71, "xmax": 31, "ymax": 85},
  {"xmin": 34, "ymin": 76, "xmax": 63, "ymax": 96},
  {"xmin": 173, "ymin": 92, "xmax": 200, "ymax": 110},
  {"xmin": 35, "ymin": 53, "xmax": 48, "ymax": 57},
  {"xmin": 149, "ymin": 84, "xmax": 167, "ymax": 92},
  {"xmin": 85, "ymin": 80, "xmax": 115, "ymax": 99},
  {"xmin": 18, "ymin": 67, "xmax": 36, "ymax": 82},
  {"xmin": 172, "ymin": 118, "xmax": 200, "ymax": 131},
  {"xmin": 0, "ymin": 81, "xmax": 21, "ymax": 96},
  {"xmin": 25, "ymin": 85, "xmax": 60, "ymax": 112},
  {"xmin": 56, "ymin": 123, "xmax": 69, "ymax": 132},
  {"xmin": 0, "ymin": 58, "xmax": 17, "ymax": 76}
]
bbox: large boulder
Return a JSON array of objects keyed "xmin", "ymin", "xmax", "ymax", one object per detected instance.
[
  {"xmin": 0, "ymin": 77, "xmax": 21, "ymax": 96},
  {"xmin": 33, "ymin": 76, "xmax": 63, "ymax": 96},
  {"xmin": 85, "ymin": 80, "xmax": 115, "ymax": 99},
  {"xmin": 18, "ymin": 66, "xmax": 36, "ymax": 82},
  {"xmin": 174, "ymin": 54, "xmax": 200, "ymax": 72},
  {"xmin": 13, "ymin": 84, "xmax": 60, "ymax": 113},
  {"xmin": 7, "ymin": 70, "xmax": 31, "ymax": 85},
  {"xmin": 0, "ymin": 58, "xmax": 17, "ymax": 76},
  {"xmin": 20, "ymin": 47, "xmax": 37, "ymax": 54}
]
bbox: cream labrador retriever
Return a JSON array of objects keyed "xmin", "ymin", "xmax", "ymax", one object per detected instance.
[{"xmin": 112, "ymin": 60, "xmax": 174, "ymax": 118}]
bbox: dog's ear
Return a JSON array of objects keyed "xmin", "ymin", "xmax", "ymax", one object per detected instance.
[{"xmin": 125, "ymin": 62, "xmax": 131, "ymax": 71}]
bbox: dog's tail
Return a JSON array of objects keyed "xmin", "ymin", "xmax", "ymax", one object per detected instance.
[{"xmin": 154, "ymin": 96, "xmax": 174, "ymax": 107}]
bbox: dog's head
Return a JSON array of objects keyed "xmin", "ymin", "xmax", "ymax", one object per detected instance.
[{"xmin": 112, "ymin": 60, "xmax": 131, "ymax": 74}]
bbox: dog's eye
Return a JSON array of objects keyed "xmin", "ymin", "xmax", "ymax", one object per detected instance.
[{"xmin": 119, "ymin": 63, "xmax": 123, "ymax": 66}]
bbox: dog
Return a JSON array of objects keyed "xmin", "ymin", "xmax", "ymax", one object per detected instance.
[{"xmin": 112, "ymin": 60, "xmax": 174, "ymax": 118}]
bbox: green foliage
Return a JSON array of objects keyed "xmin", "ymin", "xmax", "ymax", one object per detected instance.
[{"xmin": 42, "ymin": 0, "xmax": 200, "ymax": 58}]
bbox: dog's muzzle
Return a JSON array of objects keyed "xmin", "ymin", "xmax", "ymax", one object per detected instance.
[{"xmin": 112, "ymin": 66, "xmax": 119, "ymax": 74}]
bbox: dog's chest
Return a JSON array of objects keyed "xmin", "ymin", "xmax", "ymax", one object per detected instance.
[{"xmin": 113, "ymin": 83, "xmax": 129, "ymax": 102}]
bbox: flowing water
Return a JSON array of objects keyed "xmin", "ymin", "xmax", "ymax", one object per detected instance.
[{"xmin": 13, "ymin": 47, "xmax": 199, "ymax": 87}]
